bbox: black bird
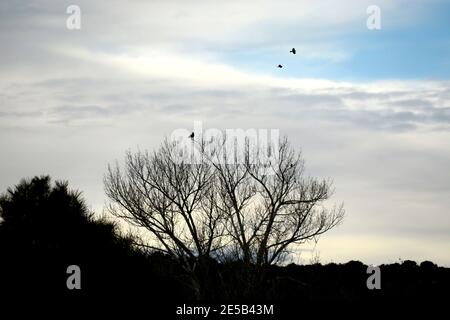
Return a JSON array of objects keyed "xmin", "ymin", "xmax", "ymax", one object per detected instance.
[
  {"xmin": 277, "ymin": 64, "xmax": 283, "ymax": 68},
  {"xmin": 290, "ymin": 48, "xmax": 296, "ymax": 54},
  {"xmin": 189, "ymin": 132, "xmax": 194, "ymax": 139}
]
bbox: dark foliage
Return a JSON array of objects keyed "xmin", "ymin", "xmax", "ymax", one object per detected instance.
[
  {"xmin": 0, "ymin": 176, "xmax": 187, "ymax": 301},
  {"xmin": 0, "ymin": 176, "xmax": 449, "ymax": 308}
]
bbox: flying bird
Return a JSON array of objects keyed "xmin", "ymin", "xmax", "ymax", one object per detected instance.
[
  {"xmin": 189, "ymin": 132, "xmax": 194, "ymax": 139},
  {"xmin": 290, "ymin": 48, "xmax": 296, "ymax": 54},
  {"xmin": 277, "ymin": 64, "xmax": 283, "ymax": 68}
]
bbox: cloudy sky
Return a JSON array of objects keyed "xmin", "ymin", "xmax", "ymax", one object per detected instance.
[{"xmin": 1, "ymin": 0, "xmax": 449, "ymax": 265}]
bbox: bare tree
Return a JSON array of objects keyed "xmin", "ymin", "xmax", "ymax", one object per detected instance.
[{"xmin": 104, "ymin": 135, "xmax": 344, "ymax": 269}]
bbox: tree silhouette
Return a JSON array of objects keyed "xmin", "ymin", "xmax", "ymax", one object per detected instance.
[
  {"xmin": 104, "ymin": 135, "xmax": 344, "ymax": 291},
  {"xmin": 0, "ymin": 176, "xmax": 182, "ymax": 300}
]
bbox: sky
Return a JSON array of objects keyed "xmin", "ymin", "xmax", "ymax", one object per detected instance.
[{"xmin": 0, "ymin": 0, "xmax": 449, "ymax": 266}]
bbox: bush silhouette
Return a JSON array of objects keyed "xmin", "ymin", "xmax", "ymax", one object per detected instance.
[{"xmin": 0, "ymin": 176, "xmax": 187, "ymax": 300}]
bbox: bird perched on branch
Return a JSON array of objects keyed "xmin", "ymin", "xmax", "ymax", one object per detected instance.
[{"xmin": 189, "ymin": 132, "xmax": 194, "ymax": 139}]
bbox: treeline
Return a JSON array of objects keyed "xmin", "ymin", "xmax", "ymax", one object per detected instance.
[{"xmin": 0, "ymin": 176, "xmax": 449, "ymax": 304}]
